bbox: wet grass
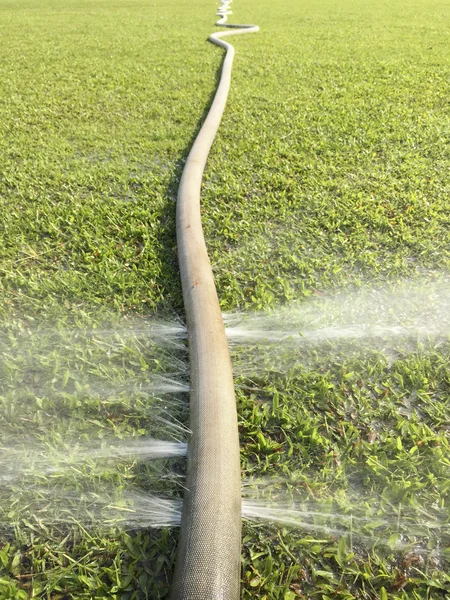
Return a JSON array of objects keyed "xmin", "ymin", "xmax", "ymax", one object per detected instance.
[
  {"xmin": 0, "ymin": 0, "xmax": 450, "ymax": 597},
  {"xmin": 236, "ymin": 340, "xmax": 450, "ymax": 598},
  {"xmin": 0, "ymin": 315, "xmax": 189, "ymax": 599}
]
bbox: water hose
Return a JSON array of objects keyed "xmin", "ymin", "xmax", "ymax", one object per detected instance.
[{"xmin": 170, "ymin": 2, "xmax": 258, "ymax": 599}]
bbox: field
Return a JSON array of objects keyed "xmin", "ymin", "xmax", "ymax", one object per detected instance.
[{"xmin": 1, "ymin": 0, "xmax": 450, "ymax": 598}]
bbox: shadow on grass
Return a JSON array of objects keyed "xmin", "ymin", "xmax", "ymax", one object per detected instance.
[{"xmin": 156, "ymin": 51, "xmax": 226, "ymax": 318}]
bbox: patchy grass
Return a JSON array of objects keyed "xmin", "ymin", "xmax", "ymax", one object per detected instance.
[{"xmin": 0, "ymin": 0, "xmax": 450, "ymax": 598}]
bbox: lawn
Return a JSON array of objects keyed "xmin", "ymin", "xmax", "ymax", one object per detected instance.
[
  {"xmin": 0, "ymin": 0, "xmax": 213, "ymax": 597},
  {"xmin": 211, "ymin": 0, "xmax": 450, "ymax": 597},
  {"xmin": 0, "ymin": 0, "xmax": 450, "ymax": 598}
]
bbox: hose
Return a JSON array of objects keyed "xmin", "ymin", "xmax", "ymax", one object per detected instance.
[{"xmin": 170, "ymin": 2, "xmax": 258, "ymax": 599}]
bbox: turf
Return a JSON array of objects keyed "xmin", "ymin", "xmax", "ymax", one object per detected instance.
[
  {"xmin": 0, "ymin": 0, "xmax": 214, "ymax": 597},
  {"xmin": 0, "ymin": 0, "xmax": 222, "ymax": 318},
  {"xmin": 208, "ymin": 0, "xmax": 450, "ymax": 597},
  {"xmin": 0, "ymin": 0, "xmax": 450, "ymax": 598},
  {"xmin": 205, "ymin": 0, "xmax": 450, "ymax": 308}
]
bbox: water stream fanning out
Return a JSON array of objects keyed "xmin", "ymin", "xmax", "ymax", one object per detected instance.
[
  {"xmin": 225, "ymin": 277, "xmax": 450, "ymax": 374},
  {"xmin": 1, "ymin": 278, "xmax": 449, "ymax": 567}
]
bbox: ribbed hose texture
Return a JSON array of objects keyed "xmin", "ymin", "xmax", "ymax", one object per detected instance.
[{"xmin": 170, "ymin": 2, "xmax": 258, "ymax": 599}]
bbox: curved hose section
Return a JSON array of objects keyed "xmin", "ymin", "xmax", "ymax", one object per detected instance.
[{"xmin": 170, "ymin": 2, "xmax": 258, "ymax": 599}]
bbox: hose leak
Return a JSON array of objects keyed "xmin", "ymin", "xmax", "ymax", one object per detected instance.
[{"xmin": 170, "ymin": 2, "xmax": 258, "ymax": 599}]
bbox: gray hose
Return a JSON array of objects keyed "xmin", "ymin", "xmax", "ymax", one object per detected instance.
[{"xmin": 170, "ymin": 2, "xmax": 258, "ymax": 599}]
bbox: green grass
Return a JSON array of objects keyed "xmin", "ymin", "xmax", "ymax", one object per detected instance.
[
  {"xmin": 205, "ymin": 0, "xmax": 450, "ymax": 308},
  {"xmin": 1, "ymin": 0, "xmax": 450, "ymax": 597},
  {"xmin": 0, "ymin": 0, "xmax": 213, "ymax": 597},
  {"xmin": 210, "ymin": 0, "xmax": 450, "ymax": 597},
  {"xmin": 0, "ymin": 0, "xmax": 222, "ymax": 318}
]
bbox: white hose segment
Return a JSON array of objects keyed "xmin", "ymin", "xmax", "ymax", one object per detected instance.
[{"xmin": 170, "ymin": 2, "xmax": 258, "ymax": 599}]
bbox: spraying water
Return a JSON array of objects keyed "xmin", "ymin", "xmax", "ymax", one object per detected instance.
[
  {"xmin": 225, "ymin": 278, "xmax": 450, "ymax": 379},
  {"xmin": 225, "ymin": 277, "xmax": 450, "ymax": 345},
  {"xmin": 0, "ymin": 437, "xmax": 187, "ymax": 485},
  {"xmin": 0, "ymin": 313, "xmax": 189, "ymax": 439},
  {"xmin": 0, "ymin": 312, "xmax": 191, "ymax": 550},
  {"xmin": 227, "ymin": 278, "xmax": 450, "ymax": 576},
  {"xmin": 1, "ymin": 281, "xmax": 449, "ymax": 582},
  {"xmin": 3, "ymin": 473, "xmax": 448, "ymax": 563}
]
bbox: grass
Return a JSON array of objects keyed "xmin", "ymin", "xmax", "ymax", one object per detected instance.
[
  {"xmin": 0, "ymin": 0, "xmax": 450, "ymax": 598},
  {"xmin": 0, "ymin": 0, "xmax": 213, "ymax": 597},
  {"xmin": 235, "ymin": 338, "xmax": 450, "ymax": 598},
  {"xmin": 205, "ymin": 0, "xmax": 450, "ymax": 308},
  {"xmin": 209, "ymin": 0, "xmax": 450, "ymax": 597},
  {"xmin": 0, "ymin": 0, "xmax": 222, "ymax": 318}
]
